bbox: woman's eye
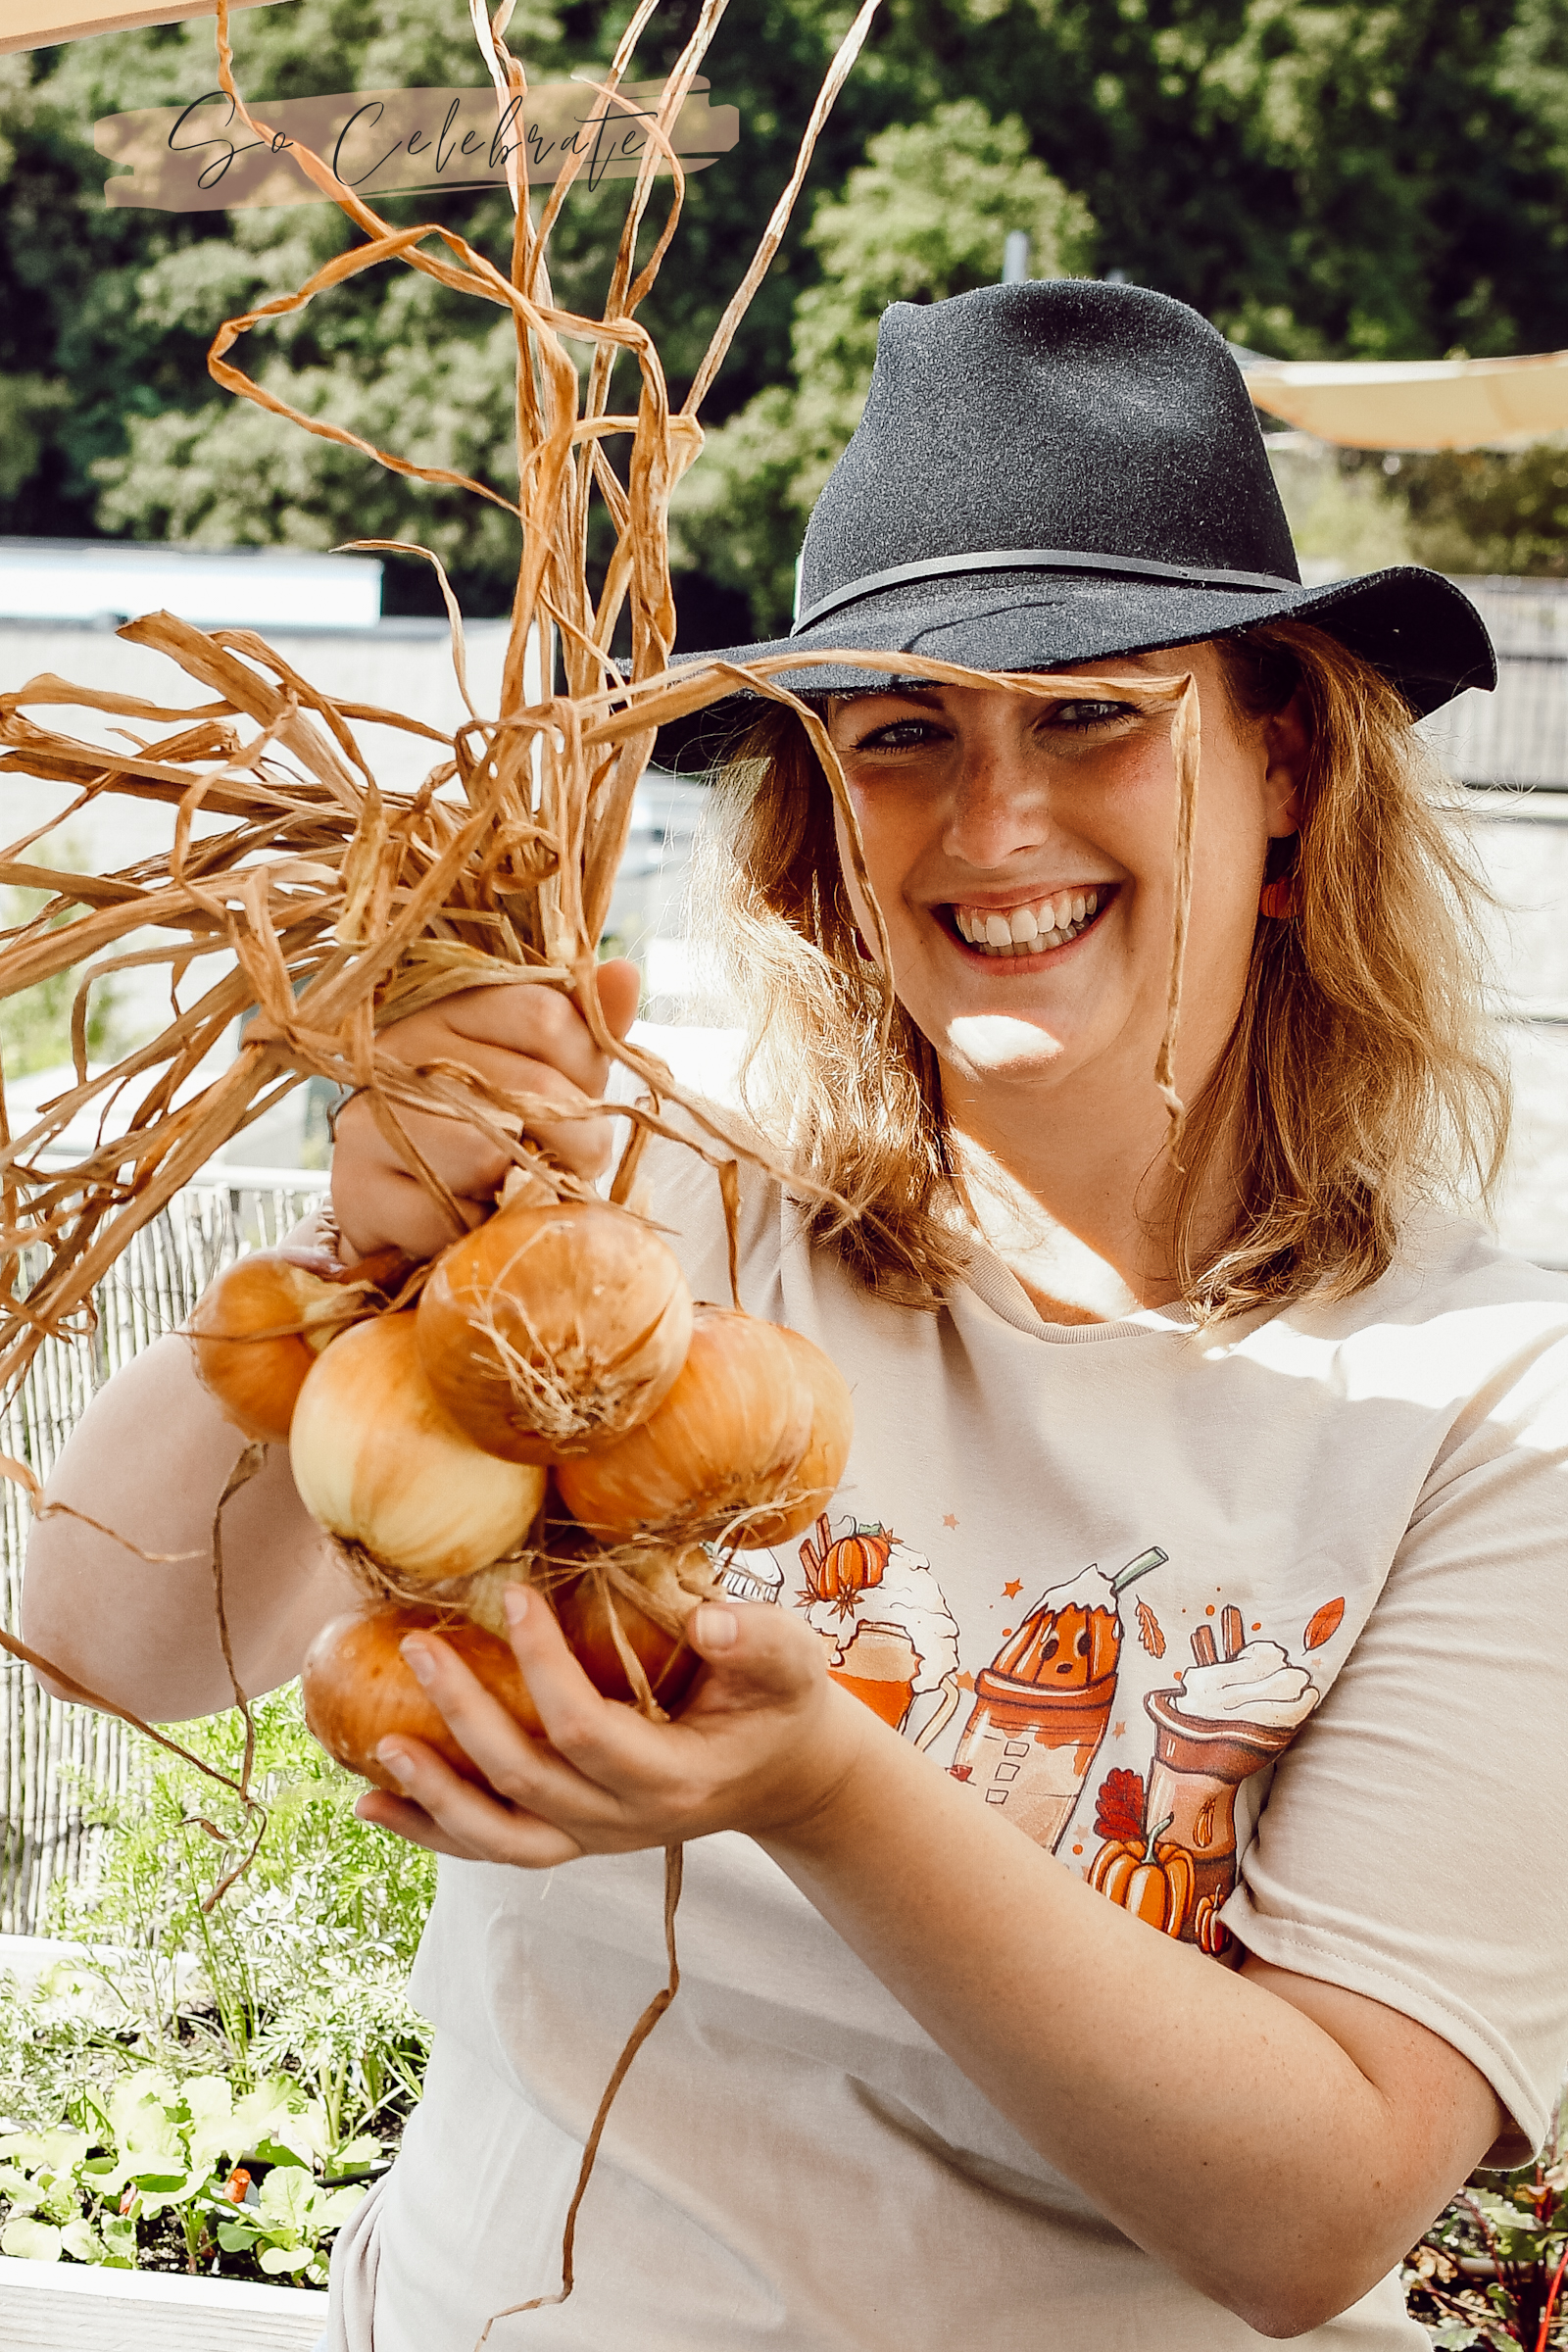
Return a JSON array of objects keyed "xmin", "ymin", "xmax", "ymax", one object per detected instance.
[
  {"xmin": 1047, "ymin": 700, "xmax": 1137, "ymax": 732},
  {"xmin": 854, "ymin": 717, "xmax": 947, "ymax": 752}
]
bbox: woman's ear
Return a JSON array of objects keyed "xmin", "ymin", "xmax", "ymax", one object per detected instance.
[{"xmin": 1262, "ymin": 690, "xmax": 1309, "ymax": 839}]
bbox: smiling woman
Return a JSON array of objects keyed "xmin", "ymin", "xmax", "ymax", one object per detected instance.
[
  {"xmin": 24, "ymin": 278, "xmax": 1568, "ymax": 2352},
  {"xmin": 710, "ymin": 616, "xmax": 1505, "ymax": 1316}
]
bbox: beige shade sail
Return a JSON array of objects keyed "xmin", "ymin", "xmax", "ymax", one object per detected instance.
[
  {"xmin": 1, "ymin": 0, "xmax": 281, "ymax": 55},
  {"xmin": 1243, "ymin": 350, "xmax": 1568, "ymax": 452}
]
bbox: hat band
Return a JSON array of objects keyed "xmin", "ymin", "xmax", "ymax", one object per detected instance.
[{"xmin": 792, "ymin": 547, "xmax": 1301, "ymax": 634}]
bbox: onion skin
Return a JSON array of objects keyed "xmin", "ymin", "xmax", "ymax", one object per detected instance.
[
  {"xmin": 290, "ymin": 1312, "xmax": 547, "ymax": 1581},
  {"xmin": 415, "ymin": 1200, "xmax": 693, "ymax": 1464},
  {"xmin": 555, "ymin": 1306, "xmax": 813, "ymax": 1544},
  {"xmin": 191, "ymin": 1257, "xmax": 338, "ymax": 1443},
  {"xmin": 301, "ymin": 1605, "xmax": 546, "ymax": 1789},
  {"xmin": 191, "ymin": 1247, "xmax": 413, "ymax": 1444},
  {"xmin": 553, "ymin": 1563, "xmax": 709, "ymax": 1710},
  {"xmin": 737, "ymin": 1326, "xmax": 855, "ymax": 1546}
]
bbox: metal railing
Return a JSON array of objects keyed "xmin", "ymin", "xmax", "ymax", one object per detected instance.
[{"xmin": 0, "ymin": 1166, "xmax": 325, "ymax": 1935}]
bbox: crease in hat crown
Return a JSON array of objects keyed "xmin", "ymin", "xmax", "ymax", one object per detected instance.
[{"xmin": 792, "ymin": 279, "xmax": 1304, "ymax": 633}]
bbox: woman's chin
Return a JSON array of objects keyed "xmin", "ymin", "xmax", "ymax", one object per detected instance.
[{"xmin": 942, "ymin": 1012, "xmax": 1067, "ymax": 1078}]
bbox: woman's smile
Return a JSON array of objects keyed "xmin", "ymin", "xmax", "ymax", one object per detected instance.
[{"xmin": 947, "ymin": 883, "xmax": 1117, "ymax": 961}]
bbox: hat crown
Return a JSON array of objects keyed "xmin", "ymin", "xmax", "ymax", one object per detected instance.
[{"xmin": 797, "ymin": 280, "xmax": 1300, "ymax": 614}]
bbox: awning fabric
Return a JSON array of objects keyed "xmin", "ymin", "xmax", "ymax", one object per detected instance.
[
  {"xmin": 1, "ymin": 0, "xmax": 279, "ymax": 55},
  {"xmin": 1242, "ymin": 350, "xmax": 1568, "ymax": 452}
]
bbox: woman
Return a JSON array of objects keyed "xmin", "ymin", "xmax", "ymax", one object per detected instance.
[{"xmin": 25, "ymin": 281, "xmax": 1568, "ymax": 2350}]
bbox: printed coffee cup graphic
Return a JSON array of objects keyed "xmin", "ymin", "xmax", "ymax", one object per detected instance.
[
  {"xmin": 797, "ymin": 1513, "xmax": 960, "ymax": 1746},
  {"xmin": 1141, "ymin": 1605, "xmax": 1319, "ymax": 1949},
  {"xmin": 949, "ymin": 1546, "xmax": 1166, "ymax": 1849}
]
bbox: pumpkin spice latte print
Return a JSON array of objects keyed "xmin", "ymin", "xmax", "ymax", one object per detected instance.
[{"xmin": 948, "ymin": 1547, "xmax": 1167, "ymax": 1850}]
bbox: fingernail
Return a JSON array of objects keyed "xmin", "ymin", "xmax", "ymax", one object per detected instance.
[
  {"xmin": 400, "ymin": 1638, "xmax": 433, "ymax": 1686},
  {"xmin": 503, "ymin": 1584, "xmax": 529, "ymax": 1627},
  {"xmin": 692, "ymin": 1604, "xmax": 738, "ymax": 1651},
  {"xmin": 376, "ymin": 1742, "xmax": 415, "ymax": 1787}
]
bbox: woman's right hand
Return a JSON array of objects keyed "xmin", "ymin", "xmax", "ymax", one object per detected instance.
[{"xmin": 331, "ymin": 959, "xmax": 642, "ymax": 1264}]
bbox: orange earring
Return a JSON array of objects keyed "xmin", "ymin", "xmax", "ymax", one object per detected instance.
[{"xmin": 1259, "ymin": 878, "xmax": 1295, "ymax": 919}]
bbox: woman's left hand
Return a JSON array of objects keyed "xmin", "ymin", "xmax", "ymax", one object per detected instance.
[{"xmin": 354, "ymin": 1588, "xmax": 872, "ymax": 1867}]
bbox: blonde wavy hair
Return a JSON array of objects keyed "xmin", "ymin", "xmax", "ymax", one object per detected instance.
[{"xmin": 697, "ymin": 621, "xmax": 1511, "ymax": 1317}]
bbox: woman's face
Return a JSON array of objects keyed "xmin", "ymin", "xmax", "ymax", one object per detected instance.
[{"xmin": 825, "ymin": 645, "xmax": 1304, "ymax": 1115}]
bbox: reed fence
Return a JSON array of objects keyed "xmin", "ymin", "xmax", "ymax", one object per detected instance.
[{"xmin": 0, "ymin": 1166, "xmax": 325, "ymax": 1935}]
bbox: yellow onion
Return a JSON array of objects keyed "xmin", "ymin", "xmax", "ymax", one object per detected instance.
[
  {"xmin": 290, "ymin": 1311, "xmax": 546, "ymax": 1581},
  {"xmin": 734, "ymin": 1325, "xmax": 854, "ymax": 1546},
  {"xmin": 302, "ymin": 1604, "xmax": 546, "ymax": 1789},
  {"xmin": 190, "ymin": 1247, "xmax": 407, "ymax": 1444},
  {"xmin": 416, "ymin": 1200, "xmax": 693, "ymax": 1463},
  {"xmin": 555, "ymin": 1305, "xmax": 817, "ymax": 1545}
]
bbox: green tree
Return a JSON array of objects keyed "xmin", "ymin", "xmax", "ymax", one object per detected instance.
[
  {"xmin": 8, "ymin": 0, "xmax": 1568, "ymax": 631},
  {"xmin": 670, "ymin": 99, "xmax": 1095, "ymax": 632}
]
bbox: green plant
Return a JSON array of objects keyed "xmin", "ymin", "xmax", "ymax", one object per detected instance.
[
  {"xmin": 46, "ymin": 1682, "xmax": 434, "ymax": 2137},
  {"xmin": 0, "ymin": 1684, "xmax": 430, "ymax": 2283},
  {"xmin": 1403, "ymin": 2102, "xmax": 1568, "ymax": 2349},
  {"xmin": 0, "ymin": 2064, "xmax": 374, "ymax": 2280}
]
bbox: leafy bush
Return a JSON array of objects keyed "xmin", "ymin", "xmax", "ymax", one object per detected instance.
[
  {"xmin": 1403, "ymin": 2102, "xmax": 1567, "ymax": 2349},
  {"xmin": 0, "ymin": 1682, "xmax": 435, "ymax": 2282},
  {"xmin": 0, "ymin": 2069, "xmax": 372, "ymax": 2280}
]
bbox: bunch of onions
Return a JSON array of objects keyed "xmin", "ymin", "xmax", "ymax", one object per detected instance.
[
  {"xmin": 192, "ymin": 1198, "xmax": 852, "ymax": 1791},
  {"xmin": 556, "ymin": 1306, "xmax": 853, "ymax": 1550}
]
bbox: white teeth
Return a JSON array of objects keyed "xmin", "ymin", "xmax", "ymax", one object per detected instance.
[{"xmin": 955, "ymin": 886, "xmax": 1107, "ymax": 957}]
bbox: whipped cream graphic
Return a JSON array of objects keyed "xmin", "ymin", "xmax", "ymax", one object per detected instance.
[
  {"xmin": 794, "ymin": 1516, "xmax": 960, "ymax": 1694},
  {"xmin": 808, "ymin": 1560, "xmax": 959, "ymax": 1695},
  {"xmin": 1173, "ymin": 1641, "xmax": 1318, "ymax": 1730}
]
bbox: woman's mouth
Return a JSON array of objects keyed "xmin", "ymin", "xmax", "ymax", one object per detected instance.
[{"xmin": 948, "ymin": 886, "xmax": 1112, "ymax": 959}]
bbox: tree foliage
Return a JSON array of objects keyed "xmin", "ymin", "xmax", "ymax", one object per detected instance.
[{"xmin": 2, "ymin": 0, "xmax": 1568, "ymax": 630}]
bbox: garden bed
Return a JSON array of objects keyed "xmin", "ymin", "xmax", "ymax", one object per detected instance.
[{"xmin": 0, "ymin": 2250, "xmax": 326, "ymax": 2349}]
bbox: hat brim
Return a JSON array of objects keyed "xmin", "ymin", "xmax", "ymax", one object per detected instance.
[{"xmin": 672, "ymin": 564, "xmax": 1494, "ymax": 721}]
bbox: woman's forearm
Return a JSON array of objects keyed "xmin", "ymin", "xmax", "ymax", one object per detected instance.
[
  {"xmin": 23, "ymin": 1331, "xmax": 356, "ymax": 1722},
  {"xmin": 761, "ymin": 1703, "xmax": 1500, "ymax": 2336}
]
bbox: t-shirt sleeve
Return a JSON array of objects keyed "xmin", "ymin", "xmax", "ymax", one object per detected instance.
[{"xmin": 1224, "ymin": 1323, "xmax": 1568, "ymax": 2150}]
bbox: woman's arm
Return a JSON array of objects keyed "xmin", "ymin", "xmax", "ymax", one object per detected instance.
[
  {"xmin": 22, "ymin": 1331, "xmax": 356, "ymax": 1721},
  {"xmin": 355, "ymin": 1592, "xmax": 1504, "ymax": 2341}
]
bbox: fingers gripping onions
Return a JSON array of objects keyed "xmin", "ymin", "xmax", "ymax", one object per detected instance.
[
  {"xmin": 555, "ymin": 1306, "xmax": 848, "ymax": 1546},
  {"xmin": 416, "ymin": 1201, "xmax": 694, "ymax": 1463},
  {"xmin": 301, "ymin": 1605, "xmax": 546, "ymax": 1789},
  {"xmin": 290, "ymin": 1312, "xmax": 546, "ymax": 1582}
]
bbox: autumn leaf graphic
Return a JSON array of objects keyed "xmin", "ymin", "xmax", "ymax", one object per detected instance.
[
  {"xmin": 1303, "ymin": 1597, "xmax": 1345, "ymax": 1651},
  {"xmin": 1094, "ymin": 1767, "xmax": 1147, "ymax": 1844},
  {"xmin": 1136, "ymin": 1596, "xmax": 1165, "ymax": 1658}
]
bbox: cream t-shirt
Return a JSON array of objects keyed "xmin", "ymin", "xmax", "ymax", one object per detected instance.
[{"xmin": 326, "ymin": 1136, "xmax": 1568, "ymax": 2351}]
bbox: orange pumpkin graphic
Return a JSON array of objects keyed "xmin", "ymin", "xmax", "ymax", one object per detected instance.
[
  {"xmin": 1089, "ymin": 1812, "xmax": 1195, "ymax": 1936},
  {"xmin": 799, "ymin": 1514, "xmax": 893, "ymax": 1618},
  {"xmin": 993, "ymin": 1596, "xmax": 1120, "ymax": 1690}
]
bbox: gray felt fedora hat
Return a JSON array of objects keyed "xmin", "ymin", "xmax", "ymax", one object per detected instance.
[{"xmin": 686, "ymin": 278, "xmax": 1495, "ymax": 719}]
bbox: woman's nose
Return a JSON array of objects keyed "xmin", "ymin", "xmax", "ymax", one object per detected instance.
[{"xmin": 942, "ymin": 745, "xmax": 1053, "ymax": 868}]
